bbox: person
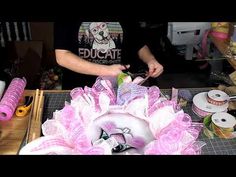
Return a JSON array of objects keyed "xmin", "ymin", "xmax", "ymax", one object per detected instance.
[{"xmin": 54, "ymin": 21, "xmax": 163, "ymax": 89}]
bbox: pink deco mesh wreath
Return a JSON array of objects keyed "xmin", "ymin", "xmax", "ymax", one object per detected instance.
[{"xmin": 20, "ymin": 76, "xmax": 205, "ymax": 155}]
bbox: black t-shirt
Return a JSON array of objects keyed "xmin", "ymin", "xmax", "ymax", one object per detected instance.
[{"xmin": 54, "ymin": 21, "xmax": 146, "ymax": 89}]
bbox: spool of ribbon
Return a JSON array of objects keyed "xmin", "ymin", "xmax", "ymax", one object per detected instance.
[
  {"xmin": 206, "ymin": 90, "xmax": 229, "ymax": 106},
  {"xmin": 203, "ymin": 112, "xmax": 236, "ymax": 139},
  {"xmin": 15, "ymin": 96, "xmax": 33, "ymax": 117},
  {"xmin": 192, "ymin": 92, "xmax": 228, "ymax": 118},
  {"xmin": 0, "ymin": 80, "xmax": 6, "ymax": 100},
  {"xmin": 0, "ymin": 77, "xmax": 27, "ymax": 121},
  {"xmin": 192, "ymin": 104, "xmax": 212, "ymax": 118}
]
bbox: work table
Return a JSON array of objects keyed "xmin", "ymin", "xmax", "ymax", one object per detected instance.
[
  {"xmin": 0, "ymin": 90, "xmax": 68, "ymax": 155},
  {"xmin": 1, "ymin": 88, "xmax": 236, "ymax": 155}
]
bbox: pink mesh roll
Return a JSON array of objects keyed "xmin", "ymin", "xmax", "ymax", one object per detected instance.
[{"xmin": 0, "ymin": 77, "xmax": 27, "ymax": 121}]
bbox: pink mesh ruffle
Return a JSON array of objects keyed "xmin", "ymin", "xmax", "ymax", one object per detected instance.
[
  {"xmin": 20, "ymin": 77, "xmax": 204, "ymax": 155},
  {"xmin": 145, "ymin": 113, "xmax": 205, "ymax": 155}
]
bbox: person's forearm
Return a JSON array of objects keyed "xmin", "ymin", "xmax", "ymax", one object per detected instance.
[
  {"xmin": 55, "ymin": 49, "xmax": 109, "ymax": 76},
  {"xmin": 138, "ymin": 45, "xmax": 159, "ymax": 64},
  {"xmin": 137, "ymin": 45, "xmax": 164, "ymax": 77}
]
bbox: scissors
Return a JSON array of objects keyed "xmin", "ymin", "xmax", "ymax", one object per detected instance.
[{"xmin": 15, "ymin": 96, "xmax": 33, "ymax": 117}]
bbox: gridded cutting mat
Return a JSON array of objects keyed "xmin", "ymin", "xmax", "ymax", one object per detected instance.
[
  {"xmin": 41, "ymin": 92, "xmax": 71, "ymax": 123},
  {"xmin": 41, "ymin": 88, "xmax": 236, "ymax": 155}
]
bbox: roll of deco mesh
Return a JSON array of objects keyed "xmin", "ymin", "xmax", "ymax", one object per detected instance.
[{"xmin": 0, "ymin": 77, "xmax": 27, "ymax": 121}]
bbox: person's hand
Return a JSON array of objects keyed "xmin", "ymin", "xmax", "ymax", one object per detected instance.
[
  {"xmin": 104, "ymin": 64, "xmax": 130, "ymax": 77},
  {"xmin": 147, "ymin": 59, "xmax": 164, "ymax": 77}
]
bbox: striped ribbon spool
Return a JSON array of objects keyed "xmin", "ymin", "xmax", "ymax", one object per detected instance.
[
  {"xmin": 206, "ymin": 90, "xmax": 229, "ymax": 106},
  {"xmin": 192, "ymin": 104, "xmax": 212, "ymax": 118},
  {"xmin": 203, "ymin": 112, "xmax": 236, "ymax": 139}
]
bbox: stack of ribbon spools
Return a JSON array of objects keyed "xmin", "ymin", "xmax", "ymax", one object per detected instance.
[
  {"xmin": 0, "ymin": 77, "xmax": 27, "ymax": 121},
  {"xmin": 192, "ymin": 90, "xmax": 229, "ymax": 118},
  {"xmin": 193, "ymin": 89, "xmax": 236, "ymax": 139}
]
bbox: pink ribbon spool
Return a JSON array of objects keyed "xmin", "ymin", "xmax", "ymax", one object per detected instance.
[
  {"xmin": 0, "ymin": 77, "xmax": 27, "ymax": 121},
  {"xmin": 192, "ymin": 104, "xmax": 212, "ymax": 118},
  {"xmin": 206, "ymin": 96, "xmax": 227, "ymax": 106},
  {"xmin": 206, "ymin": 90, "xmax": 228, "ymax": 106}
]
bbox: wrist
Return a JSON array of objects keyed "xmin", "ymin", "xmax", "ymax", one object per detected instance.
[
  {"xmin": 98, "ymin": 65, "xmax": 110, "ymax": 76},
  {"xmin": 147, "ymin": 56, "xmax": 157, "ymax": 64}
]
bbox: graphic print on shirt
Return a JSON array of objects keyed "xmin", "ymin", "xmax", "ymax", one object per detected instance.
[{"xmin": 78, "ymin": 22, "xmax": 123, "ymax": 65}]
